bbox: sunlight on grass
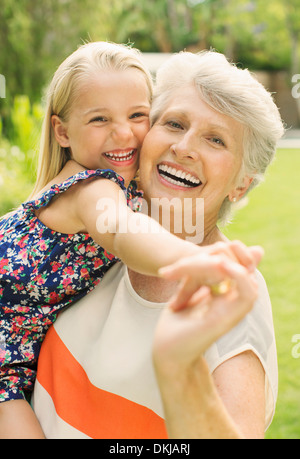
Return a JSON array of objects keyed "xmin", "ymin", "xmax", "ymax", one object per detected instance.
[{"xmin": 224, "ymin": 149, "xmax": 300, "ymax": 439}]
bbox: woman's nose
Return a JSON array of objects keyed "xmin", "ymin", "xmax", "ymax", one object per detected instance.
[{"xmin": 171, "ymin": 132, "xmax": 200, "ymax": 161}]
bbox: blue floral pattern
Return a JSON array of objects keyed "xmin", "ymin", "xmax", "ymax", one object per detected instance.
[{"xmin": 0, "ymin": 169, "xmax": 143, "ymax": 402}]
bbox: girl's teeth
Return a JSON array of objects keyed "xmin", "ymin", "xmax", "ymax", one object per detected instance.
[
  {"xmin": 158, "ymin": 164, "xmax": 201, "ymax": 188},
  {"xmin": 105, "ymin": 150, "xmax": 135, "ymax": 161}
]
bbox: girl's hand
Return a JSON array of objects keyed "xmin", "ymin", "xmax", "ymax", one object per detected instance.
[
  {"xmin": 159, "ymin": 241, "xmax": 264, "ymax": 311},
  {"xmin": 203, "ymin": 240, "xmax": 264, "ymax": 273},
  {"xmin": 153, "ymin": 261, "xmax": 258, "ymax": 372}
]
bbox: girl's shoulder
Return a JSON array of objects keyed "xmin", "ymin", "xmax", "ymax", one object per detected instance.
[{"xmin": 26, "ymin": 161, "xmax": 127, "ymax": 211}]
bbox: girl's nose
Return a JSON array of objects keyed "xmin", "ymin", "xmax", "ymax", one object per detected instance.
[{"xmin": 112, "ymin": 122, "xmax": 133, "ymax": 144}]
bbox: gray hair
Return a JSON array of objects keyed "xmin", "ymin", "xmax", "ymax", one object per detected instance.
[{"xmin": 150, "ymin": 50, "xmax": 285, "ymax": 225}]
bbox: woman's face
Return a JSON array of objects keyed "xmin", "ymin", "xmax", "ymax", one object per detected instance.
[{"xmin": 139, "ymin": 84, "xmax": 250, "ymax": 234}]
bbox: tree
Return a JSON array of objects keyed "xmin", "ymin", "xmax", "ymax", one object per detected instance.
[{"xmin": 0, "ymin": 0, "xmax": 298, "ymax": 131}]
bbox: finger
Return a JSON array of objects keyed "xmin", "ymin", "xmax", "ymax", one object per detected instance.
[
  {"xmin": 207, "ymin": 240, "xmax": 264, "ymax": 272},
  {"xmin": 204, "ymin": 241, "xmax": 239, "ymax": 263},
  {"xmin": 167, "ymin": 276, "xmax": 198, "ymax": 311},
  {"xmin": 222, "ymin": 262, "xmax": 258, "ymax": 305},
  {"xmin": 227, "ymin": 240, "xmax": 258, "ymax": 272},
  {"xmin": 159, "ymin": 254, "xmax": 228, "ymax": 283},
  {"xmin": 249, "ymin": 245, "xmax": 264, "ymax": 266},
  {"xmin": 169, "ymin": 284, "xmax": 211, "ymax": 312},
  {"xmin": 186, "ymin": 286, "xmax": 212, "ymax": 309}
]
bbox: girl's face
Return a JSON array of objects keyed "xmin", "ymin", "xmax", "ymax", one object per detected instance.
[
  {"xmin": 52, "ymin": 69, "xmax": 151, "ymax": 186},
  {"xmin": 139, "ymin": 84, "xmax": 251, "ymax": 236}
]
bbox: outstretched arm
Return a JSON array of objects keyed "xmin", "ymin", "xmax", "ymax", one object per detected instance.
[{"xmin": 76, "ymin": 179, "xmax": 258, "ymax": 282}]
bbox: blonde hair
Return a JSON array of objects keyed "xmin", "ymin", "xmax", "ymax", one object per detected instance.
[
  {"xmin": 151, "ymin": 50, "xmax": 285, "ymax": 225},
  {"xmin": 31, "ymin": 41, "xmax": 153, "ymax": 196}
]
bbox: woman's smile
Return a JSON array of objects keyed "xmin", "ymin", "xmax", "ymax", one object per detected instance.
[{"xmin": 156, "ymin": 161, "xmax": 202, "ymax": 189}]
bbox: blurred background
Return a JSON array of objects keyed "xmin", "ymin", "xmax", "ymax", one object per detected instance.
[{"xmin": 0, "ymin": 0, "xmax": 299, "ymax": 439}]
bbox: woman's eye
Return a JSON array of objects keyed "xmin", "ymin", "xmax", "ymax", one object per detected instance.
[
  {"xmin": 209, "ymin": 136, "xmax": 226, "ymax": 147},
  {"xmin": 167, "ymin": 120, "xmax": 183, "ymax": 130}
]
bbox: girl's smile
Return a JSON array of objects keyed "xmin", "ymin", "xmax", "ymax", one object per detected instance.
[{"xmin": 103, "ymin": 148, "xmax": 138, "ymax": 166}]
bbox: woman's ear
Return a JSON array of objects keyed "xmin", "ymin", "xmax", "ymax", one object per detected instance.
[
  {"xmin": 229, "ymin": 175, "xmax": 253, "ymax": 203},
  {"xmin": 51, "ymin": 115, "xmax": 70, "ymax": 148}
]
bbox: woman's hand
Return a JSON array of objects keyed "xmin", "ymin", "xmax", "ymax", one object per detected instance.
[
  {"xmin": 153, "ymin": 259, "xmax": 259, "ymax": 372},
  {"xmin": 159, "ymin": 241, "xmax": 264, "ymax": 310}
]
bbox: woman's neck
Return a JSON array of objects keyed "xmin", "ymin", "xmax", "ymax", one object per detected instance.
[
  {"xmin": 127, "ymin": 269, "xmax": 180, "ymax": 303},
  {"xmin": 202, "ymin": 224, "xmax": 227, "ymax": 245}
]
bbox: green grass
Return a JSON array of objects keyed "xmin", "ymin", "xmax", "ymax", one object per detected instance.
[{"xmin": 223, "ymin": 148, "xmax": 300, "ymax": 439}]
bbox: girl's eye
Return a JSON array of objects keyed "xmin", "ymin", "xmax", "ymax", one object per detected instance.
[
  {"xmin": 130, "ymin": 112, "xmax": 149, "ymax": 120},
  {"xmin": 89, "ymin": 116, "xmax": 107, "ymax": 123}
]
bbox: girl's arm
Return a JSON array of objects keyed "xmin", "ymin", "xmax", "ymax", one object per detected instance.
[
  {"xmin": 0, "ymin": 400, "xmax": 45, "ymax": 439},
  {"xmin": 75, "ymin": 179, "xmax": 255, "ymax": 284},
  {"xmin": 76, "ymin": 178, "xmax": 202, "ymax": 274}
]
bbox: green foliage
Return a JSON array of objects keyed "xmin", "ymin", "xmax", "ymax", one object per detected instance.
[
  {"xmin": 0, "ymin": 95, "xmax": 43, "ymax": 215},
  {"xmin": 0, "ymin": 0, "xmax": 298, "ymax": 113},
  {"xmin": 0, "ymin": 0, "xmax": 299, "ymax": 135},
  {"xmin": 0, "ymin": 140, "xmax": 34, "ymax": 215},
  {"xmin": 10, "ymin": 95, "xmax": 43, "ymax": 157}
]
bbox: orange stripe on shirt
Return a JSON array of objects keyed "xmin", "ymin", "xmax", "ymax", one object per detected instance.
[{"xmin": 36, "ymin": 326, "xmax": 168, "ymax": 439}]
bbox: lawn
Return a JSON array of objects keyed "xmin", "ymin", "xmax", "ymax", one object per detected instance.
[{"xmin": 224, "ymin": 148, "xmax": 300, "ymax": 439}]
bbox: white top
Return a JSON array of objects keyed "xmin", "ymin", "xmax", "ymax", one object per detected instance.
[{"xmin": 32, "ymin": 262, "xmax": 278, "ymax": 439}]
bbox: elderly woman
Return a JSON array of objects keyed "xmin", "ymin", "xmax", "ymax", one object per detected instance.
[{"xmin": 31, "ymin": 51, "xmax": 284, "ymax": 439}]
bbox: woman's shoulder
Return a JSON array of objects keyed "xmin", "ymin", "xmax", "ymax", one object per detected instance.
[{"xmin": 254, "ymin": 268, "xmax": 272, "ymax": 310}]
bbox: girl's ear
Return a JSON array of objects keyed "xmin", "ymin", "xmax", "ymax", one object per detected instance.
[
  {"xmin": 229, "ymin": 175, "xmax": 253, "ymax": 203},
  {"xmin": 51, "ymin": 115, "xmax": 70, "ymax": 148}
]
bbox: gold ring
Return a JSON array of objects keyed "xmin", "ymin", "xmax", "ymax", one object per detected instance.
[{"xmin": 210, "ymin": 279, "xmax": 232, "ymax": 296}]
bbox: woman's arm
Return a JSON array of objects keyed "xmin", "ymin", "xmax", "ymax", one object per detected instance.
[
  {"xmin": 155, "ymin": 352, "xmax": 265, "ymax": 439},
  {"xmin": 212, "ymin": 351, "xmax": 265, "ymax": 439},
  {"xmin": 153, "ymin": 260, "xmax": 265, "ymax": 439}
]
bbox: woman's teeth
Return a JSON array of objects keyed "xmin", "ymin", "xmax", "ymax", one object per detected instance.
[
  {"xmin": 104, "ymin": 150, "xmax": 135, "ymax": 162},
  {"xmin": 158, "ymin": 164, "xmax": 201, "ymax": 188}
]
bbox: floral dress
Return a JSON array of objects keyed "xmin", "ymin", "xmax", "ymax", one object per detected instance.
[{"xmin": 0, "ymin": 168, "xmax": 142, "ymax": 402}]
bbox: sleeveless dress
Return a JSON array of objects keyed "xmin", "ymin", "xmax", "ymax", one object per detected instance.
[{"xmin": 0, "ymin": 168, "xmax": 143, "ymax": 402}]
